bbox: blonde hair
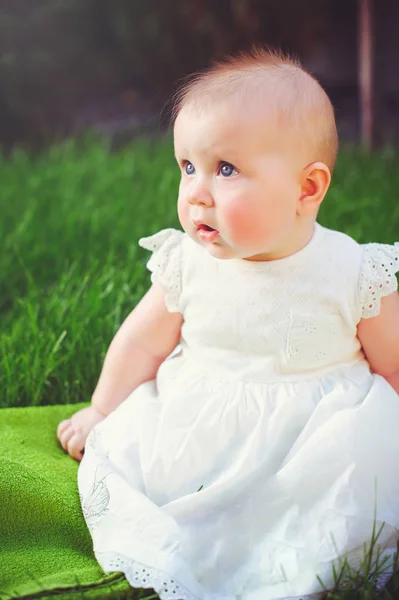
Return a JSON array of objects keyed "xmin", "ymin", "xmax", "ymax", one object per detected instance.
[{"xmin": 172, "ymin": 47, "xmax": 339, "ymax": 172}]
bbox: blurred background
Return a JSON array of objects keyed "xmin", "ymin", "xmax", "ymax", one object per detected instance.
[
  {"xmin": 2, "ymin": 0, "xmax": 399, "ymax": 412},
  {"xmin": 0, "ymin": 0, "xmax": 396, "ymax": 150}
]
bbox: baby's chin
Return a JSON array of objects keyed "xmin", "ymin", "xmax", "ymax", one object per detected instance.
[
  {"xmin": 187, "ymin": 231, "xmax": 271, "ymax": 261},
  {"xmin": 187, "ymin": 232, "xmax": 237, "ymax": 260},
  {"xmin": 202, "ymin": 242, "xmax": 271, "ymax": 262},
  {"xmin": 203, "ymin": 245, "xmax": 237, "ymax": 260}
]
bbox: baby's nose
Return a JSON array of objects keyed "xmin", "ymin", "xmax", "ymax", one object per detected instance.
[{"xmin": 188, "ymin": 182, "xmax": 214, "ymax": 206}]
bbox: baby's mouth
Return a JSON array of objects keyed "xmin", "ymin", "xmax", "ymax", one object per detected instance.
[
  {"xmin": 198, "ymin": 224, "xmax": 216, "ymax": 232},
  {"xmin": 195, "ymin": 223, "xmax": 220, "ymax": 242}
]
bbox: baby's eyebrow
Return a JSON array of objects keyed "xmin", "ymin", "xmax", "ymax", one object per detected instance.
[
  {"xmin": 174, "ymin": 145, "xmax": 188, "ymax": 156},
  {"xmin": 175, "ymin": 141, "xmax": 241, "ymax": 165}
]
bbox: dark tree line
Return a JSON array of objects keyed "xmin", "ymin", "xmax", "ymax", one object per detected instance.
[{"xmin": 0, "ymin": 0, "xmax": 350, "ymax": 147}]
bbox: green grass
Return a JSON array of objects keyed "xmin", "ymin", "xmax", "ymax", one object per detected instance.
[
  {"xmin": 1, "ymin": 138, "xmax": 399, "ymax": 409},
  {"xmin": 0, "ymin": 135, "xmax": 181, "ymax": 407},
  {"xmin": 1, "ymin": 136, "xmax": 399, "ymax": 599}
]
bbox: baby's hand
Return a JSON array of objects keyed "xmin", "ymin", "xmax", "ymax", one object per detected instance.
[{"xmin": 57, "ymin": 405, "xmax": 106, "ymax": 462}]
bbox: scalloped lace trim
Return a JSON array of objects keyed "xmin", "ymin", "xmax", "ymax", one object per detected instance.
[
  {"xmin": 359, "ymin": 242, "xmax": 399, "ymax": 318},
  {"xmin": 97, "ymin": 552, "xmax": 393, "ymax": 599},
  {"xmin": 139, "ymin": 229, "xmax": 183, "ymax": 313},
  {"xmin": 101, "ymin": 553, "xmax": 201, "ymax": 600}
]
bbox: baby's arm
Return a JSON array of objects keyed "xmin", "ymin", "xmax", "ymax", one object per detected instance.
[
  {"xmin": 57, "ymin": 283, "xmax": 183, "ymax": 461},
  {"xmin": 357, "ymin": 291, "xmax": 399, "ymax": 393}
]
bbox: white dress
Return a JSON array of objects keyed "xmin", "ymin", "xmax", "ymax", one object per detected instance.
[{"xmin": 78, "ymin": 223, "xmax": 399, "ymax": 600}]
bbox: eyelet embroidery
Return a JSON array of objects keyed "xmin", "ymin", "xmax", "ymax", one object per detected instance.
[
  {"xmin": 139, "ymin": 229, "xmax": 184, "ymax": 313},
  {"xmin": 102, "ymin": 553, "xmax": 201, "ymax": 600},
  {"xmin": 359, "ymin": 243, "xmax": 399, "ymax": 318}
]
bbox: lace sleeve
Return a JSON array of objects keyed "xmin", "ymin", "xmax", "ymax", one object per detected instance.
[
  {"xmin": 359, "ymin": 242, "xmax": 399, "ymax": 318},
  {"xmin": 138, "ymin": 229, "xmax": 184, "ymax": 313}
]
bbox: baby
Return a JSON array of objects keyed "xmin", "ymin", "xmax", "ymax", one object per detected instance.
[{"xmin": 59, "ymin": 48, "xmax": 399, "ymax": 599}]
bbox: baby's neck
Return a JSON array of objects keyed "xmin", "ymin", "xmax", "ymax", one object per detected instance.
[{"xmin": 246, "ymin": 218, "xmax": 318, "ymax": 262}]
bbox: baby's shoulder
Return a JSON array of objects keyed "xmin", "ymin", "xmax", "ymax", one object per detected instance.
[
  {"xmin": 321, "ymin": 225, "xmax": 362, "ymax": 256},
  {"xmin": 318, "ymin": 226, "xmax": 399, "ymax": 317},
  {"xmin": 139, "ymin": 228, "xmax": 185, "ymax": 252},
  {"xmin": 317, "ymin": 225, "xmax": 363, "ymax": 278},
  {"xmin": 320, "ymin": 225, "xmax": 399, "ymax": 271}
]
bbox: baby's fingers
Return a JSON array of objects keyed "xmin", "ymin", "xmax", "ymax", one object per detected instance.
[
  {"xmin": 58, "ymin": 424, "xmax": 85, "ymax": 461},
  {"xmin": 58, "ymin": 423, "xmax": 75, "ymax": 452},
  {"xmin": 57, "ymin": 419, "xmax": 71, "ymax": 439},
  {"xmin": 66, "ymin": 431, "xmax": 85, "ymax": 462}
]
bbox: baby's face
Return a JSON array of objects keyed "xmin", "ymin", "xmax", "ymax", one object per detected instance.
[{"xmin": 174, "ymin": 102, "xmax": 303, "ymax": 261}]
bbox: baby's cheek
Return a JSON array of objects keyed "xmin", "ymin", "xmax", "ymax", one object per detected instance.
[
  {"xmin": 177, "ymin": 194, "xmax": 188, "ymax": 225},
  {"xmin": 222, "ymin": 201, "xmax": 265, "ymax": 244}
]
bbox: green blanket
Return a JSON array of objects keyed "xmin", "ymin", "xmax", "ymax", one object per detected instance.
[{"xmin": 0, "ymin": 403, "xmax": 142, "ymax": 600}]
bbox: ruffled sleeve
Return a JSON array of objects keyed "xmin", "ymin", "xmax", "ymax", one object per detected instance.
[
  {"xmin": 138, "ymin": 228, "xmax": 184, "ymax": 313},
  {"xmin": 359, "ymin": 242, "xmax": 399, "ymax": 318}
]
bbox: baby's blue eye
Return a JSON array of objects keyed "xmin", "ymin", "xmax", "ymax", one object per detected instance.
[
  {"xmin": 185, "ymin": 162, "xmax": 195, "ymax": 175},
  {"xmin": 219, "ymin": 162, "xmax": 236, "ymax": 177}
]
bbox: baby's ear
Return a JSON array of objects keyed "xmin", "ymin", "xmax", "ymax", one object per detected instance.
[{"xmin": 297, "ymin": 161, "xmax": 331, "ymax": 216}]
